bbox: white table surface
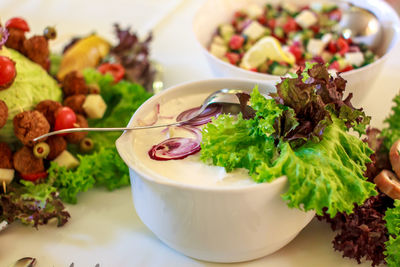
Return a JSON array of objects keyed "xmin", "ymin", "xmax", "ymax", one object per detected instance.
[{"xmin": 1, "ymin": 0, "xmax": 400, "ymax": 266}]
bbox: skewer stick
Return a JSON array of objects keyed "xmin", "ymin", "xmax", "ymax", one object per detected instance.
[{"xmin": 2, "ymin": 181, "xmax": 6, "ymax": 193}]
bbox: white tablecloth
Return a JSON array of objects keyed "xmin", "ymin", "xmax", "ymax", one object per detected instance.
[{"xmin": 1, "ymin": 0, "xmax": 399, "ymax": 266}]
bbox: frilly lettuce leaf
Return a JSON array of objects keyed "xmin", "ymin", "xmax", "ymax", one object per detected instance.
[
  {"xmin": 0, "ymin": 181, "xmax": 70, "ymax": 227},
  {"xmin": 255, "ymin": 117, "xmax": 376, "ymax": 216},
  {"xmin": 201, "ymin": 86, "xmax": 376, "ymax": 217},
  {"xmin": 384, "ymin": 200, "xmax": 400, "ymax": 267},
  {"xmin": 47, "ymin": 69, "xmax": 151, "ymax": 203},
  {"xmin": 381, "ymin": 94, "xmax": 400, "ymax": 150}
]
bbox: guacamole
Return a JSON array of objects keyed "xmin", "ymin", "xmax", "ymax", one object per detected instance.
[{"xmin": 0, "ymin": 47, "xmax": 62, "ymax": 143}]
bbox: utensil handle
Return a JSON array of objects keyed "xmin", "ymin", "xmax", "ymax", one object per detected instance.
[{"xmin": 33, "ymin": 122, "xmax": 182, "ymax": 142}]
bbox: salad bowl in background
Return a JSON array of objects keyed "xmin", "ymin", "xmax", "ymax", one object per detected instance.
[
  {"xmin": 193, "ymin": 0, "xmax": 400, "ymax": 105},
  {"xmin": 116, "ymin": 78, "xmax": 315, "ymax": 263}
]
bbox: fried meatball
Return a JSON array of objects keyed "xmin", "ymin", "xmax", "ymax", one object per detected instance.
[
  {"xmin": 46, "ymin": 135, "xmax": 67, "ymax": 160},
  {"xmin": 65, "ymin": 115, "xmax": 88, "ymax": 144},
  {"xmin": 35, "ymin": 100, "xmax": 62, "ymax": 127},
  {"xmin": 13, "ymin": 110, "xmax": 50, "ymax": 146},
  {"xmin": 0, "ymin": 143, "xmax": 13, "ymax": 169},
  {"xmin": 5, "ymin": 28, "xmax": 26, "ymax": 52},
  {"xmin": 63, "ymin": 94, "xmax": 86, "ymax": 114},
  {"xmin": 62, "ymin": 71, "xmax": 88, "ymax": 96},
  {"xmin": 23, "ymin": 35, "xmax": 49, "ymax": 70},
  {"xmin": 0, "ymin": 100, "xmax": 8, "ymax": 129},
  {"xmin": 13, "ymin": 146, "xmax": 44, "ymax": 174}
]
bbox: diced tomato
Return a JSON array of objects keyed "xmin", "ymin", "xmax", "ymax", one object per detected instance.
[
  {"xmin": 5, "ymin": 17, "xmax": 30, "ymax": 32},
  {"xmin": 310, "ymin": 24, "xmax": 320, "ymax": 34},
  {"xmin": 21, "ymin": 171, "xmax": 48, "ymax": 182},
  {"xmin": 283, "ymin": 18, "xmax": 298, "ymax": 34},
  {"xmin": 289, "ymin": 45, "xmax": 303, "ymax": 62},
  {"xmin": 267, "ymin": 18, "xmax": 276, "ymax": 29},
  {"xmin": 97, "ymin": 63, "xmax": 125, "ymax": 83},
  {"xmin": 337, "ymin": 37, "xmax": 349, "ymax": 55},
  {"xmin": 229, "ymin": 35, "xmax": 245, "ymax": 50},
  {"xmin": 329, "ymin": 9, "xmax": 342, "ymax": 21},
  {"xmin": 341, "ymin": 65, "xmax": 354, "ymax": 72},
  {"xmin": 249, "ymin": 68, "xmax": 258, "ymax": 72},
  {"xmin": 328, "ymin": 41, "xmax": 337, "ymax": 53},
  {"xmin": 234, "ymin": 11, "xmax": 246, "ymax": 18},
  {"xmin": 225, "ymin": 52, "xmax": 240, "ymax": 65},
  {"xmin": 329, "ymin": 61, "xmax": 340, "ymax": 71},
  {"xmin": 258, "ymin": 16, "xmax": 267, "ymax": 25}
]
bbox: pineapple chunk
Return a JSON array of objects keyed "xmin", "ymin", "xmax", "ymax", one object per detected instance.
[
  {"xmin": 0, "ymin": 168, "xmax": 15, "ymax": 184},
  {"xmin": 53, "ymin": 150, "xmax": 79, "ymax": 169},
  {"xmin": 83, "ymin": 94, "xmax": 107, "ymax": 119}
]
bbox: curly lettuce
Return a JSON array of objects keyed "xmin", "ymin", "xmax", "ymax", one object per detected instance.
[
  {"xmin": 384, "ymin": 200, "xmax": 400, "ymax": 267},
  {"xmin": 381, "ymin": 94, "xmax": 400, "ymax": 150},
  {"xmin": 47, "ymin": 69, "xmax": 151, "ymax": 203},
  {"xmin": 201, "ymin": 65, "xmax": 376, "ymax": 217}
]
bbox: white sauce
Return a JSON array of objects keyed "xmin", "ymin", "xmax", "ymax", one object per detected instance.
[{"xmin": 131, "ymin": 92, "xmax": 256, "ymax": 187}]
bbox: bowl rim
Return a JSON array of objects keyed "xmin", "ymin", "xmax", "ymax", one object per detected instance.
[
  {"xmin": 192, "ymin": 0, "xmax": 400, "ymax": 80},
  {"xmin": 116, "ymin": 77, "xmax": 289, "ymax": 193}
]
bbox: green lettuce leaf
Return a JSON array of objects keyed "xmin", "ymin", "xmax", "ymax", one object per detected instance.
[
  {"xmin": 48, "ymin": 69, "xmax": 151, "ymax": 203},
  {"xmin": 201, "ymin": 87, "xmax": 376, "ymax": 217},
  {"xmin": 384, "ymin": 200, "xmax": 400, "ymax": 267},
  {"xmin": 381, "ymin": 94, "xmax": 400, "ymax": 150}
]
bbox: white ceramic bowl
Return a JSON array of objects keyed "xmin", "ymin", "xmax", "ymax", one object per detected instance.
[
  {"xmin": 116, "ymin": 78, "xmax": 315, "ymax": 263},
  {"xmin": 193, "ymin": 0, "xmax": 400, "ymax": 104}
]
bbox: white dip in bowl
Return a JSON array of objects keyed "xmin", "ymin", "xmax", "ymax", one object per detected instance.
[{"xmin": 116, "ymin": 78, "xmax": 315, "ymax": 263}]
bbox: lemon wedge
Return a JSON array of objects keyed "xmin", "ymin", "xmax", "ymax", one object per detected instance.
[
  {"xmin": 240, "ymin": 36, "xmax": 295, "ymax": 70},
  {"xmin": 57, "ymin": 35, "xmax": 111, "ymax": 80}
]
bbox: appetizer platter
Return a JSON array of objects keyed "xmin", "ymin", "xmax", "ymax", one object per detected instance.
[{"xmin": 1, "ymin": 0, "xmax": 400, "ymax": 266}]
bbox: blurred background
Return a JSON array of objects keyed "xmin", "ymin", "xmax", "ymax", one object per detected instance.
[{"xmin": 386, "ymin": 0, "xmax": 400, "ymax": 13}]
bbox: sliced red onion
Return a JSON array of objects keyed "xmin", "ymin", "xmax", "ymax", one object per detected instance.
[
  {"xmin": 137, "ymin": 103, "xmax": 160, "ymax": 126},
  {"xmin": 0, "ymin": 27, "xmax": 9, "ymax": 49},
  {"xmin": 149, "ymin": 126, "xmax": 201, "ymax": 161},
  {"xmin": 176, "ymin": 104, "xmax": 222, "ymax": 126}
]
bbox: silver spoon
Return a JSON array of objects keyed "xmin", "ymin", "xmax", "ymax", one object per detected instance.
[
  {"xmin": 337, "ymin": 2, "xmax": 382, "ymax": 49},
  {"xmin": 33, "ymin": 89, "xmax": 247, "ymax": 142}
]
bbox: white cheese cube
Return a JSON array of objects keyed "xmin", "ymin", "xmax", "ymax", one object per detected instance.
[
  {"xmin": 0, "ymin": 168, "xmax": 14, "ymax": 184},
  {"xmin": 53, "ymin": 150, "xmax": 79, "ymax": 169},
  {"xmin": 83, "ymin": 94, "xmax": 107, "ymax": 119},
  {"xmin": 210, "ymin": 43, "xmax": 227, "ymax": 59},
  {"xmin": 243, "ymin": 21, "xmax": 266, "ymax": 40},
  {"xmin": 307, "ymin": 39, "xmax": 326, "ymax": 56},
  {"xmin": 295, "ymin": 10, "xmax": 318, "ymax": 29},
  {"xmin": 244, "ymin": 4, "xmax": 264, "ymax": 18},
  {"xmin": 321, "ymin": 33, "xmax": 333, "ymax": 44},
  {"xmin": 345, "ymin": 52, "xmax": 365, "ymax": 67},
  {"xmin": 282, "ymin": 2, "xmax": 299, "ymax": 14}
]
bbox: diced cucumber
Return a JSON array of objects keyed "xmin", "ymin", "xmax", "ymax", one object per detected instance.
[
  {"xmin": 274, "ymin": 27, "xmax": 284, "ymax": 38},
  {"xmin": 270, "ymin": 63, "xmax": 289, "ymax": 76},
  {"xmin": 219, "ymin": 24, "xmax": 235, "ymax": 42}
]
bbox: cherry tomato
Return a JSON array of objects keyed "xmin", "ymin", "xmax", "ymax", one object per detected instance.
[
  {"xmin": 289, "ymin": 45, "xmax": 303, "ymax": 62},
  {"xmin": 54, "ymin": 107, "xmax": 77, "ymax": 135},
  {"xmin": 21, "ymin": 171, "xmax": 48, "ymax": 182},
  {"xmin": 229, "ymin": 35, "xmax": 245, "ymax": 50},
  {"xmin": 310, "ymin": 25, "xmax": 320, "ymax": 34},
  {"xmin": 225, "ymin": 52, "xmax": 240, "ymax": 65},
  {"xmin": 97, "ymin": 63, "xmax": 125, "ymax": 83},
  {"xmin": 0, "ymin": 56, "xmax": 16, "ymax": 87},
  {"xmin": 283, "ymin": 18, "xmax": 298, "ymax": 34},
  {"xmin": 5, "ymin": 17, "xmax": 30, "ymax": 32},
  {"xmin": 337, "ymin": 37, "xmax": 349, "ymax": 55}
]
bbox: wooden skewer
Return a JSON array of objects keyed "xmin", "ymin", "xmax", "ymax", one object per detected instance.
[{"xmin": 2, "ymin": 181, "xmax": 6, "ymax": 193}]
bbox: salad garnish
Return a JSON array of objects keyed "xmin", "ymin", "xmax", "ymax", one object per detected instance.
[{"xmin": 0, "ymin": 17, "xmax": 153, "ymax": 228}]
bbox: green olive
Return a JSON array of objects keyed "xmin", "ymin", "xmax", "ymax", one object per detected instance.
[
  {"xmin": 43, "ymin": 26, "xmax": 57, "ymax": 40},
  {"xmin": 33, "ymin": 142, "xmax": 50, "ymax": 158},
  {"xmin": 80, "ymin": 137, "xmax": 94, "ymax": 153}
]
